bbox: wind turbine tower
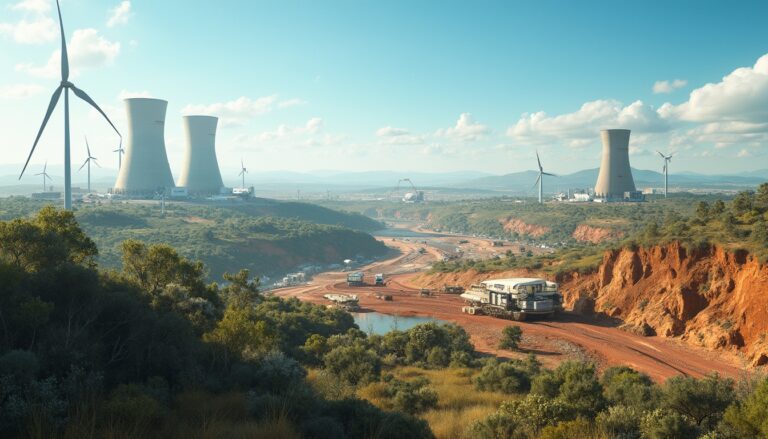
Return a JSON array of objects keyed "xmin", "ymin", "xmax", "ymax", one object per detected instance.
[
  {"xmin": 19, "ymin": 0, "xmax": 120, "ymax": 209},
  {"xmin": 657, "ymin": 150, "xmax": 673, "ymax": 198},
  {"xmin": 533, "ymin": 151, "xmax": 556, "ymax": 204},
  {"xmin": 35, "ymin": 162, "xmax": 52, "ymax": 192},
  {"xmin": 79, "ymin": 137, "xmax": 99, "ymax": 193},
  {"xmin": 238, "ymin": 159, "xmax": 248, "ymax": 189},
  {"xmin": 114, "ymin": 137, "xmax": 124, "ymax": 170}
]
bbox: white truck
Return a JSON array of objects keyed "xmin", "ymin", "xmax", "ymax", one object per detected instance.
[{"xmin": 461, "ymin": 278, "xmax": 563, "ymax": 321}]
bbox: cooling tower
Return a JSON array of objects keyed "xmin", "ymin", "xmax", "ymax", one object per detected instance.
[
  {"xmin": 594, "ymin": 129, "xmax": 637, "ymax": 200},
  {"xmin": 177, "ymin": 115, "xmax": 224, "ymax": 194},
  {"xmin": 113, "ymin": 98, "xmax": 175, "ymax": 194}
]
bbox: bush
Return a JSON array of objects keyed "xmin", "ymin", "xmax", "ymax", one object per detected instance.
[
  {"xmin": 323, "ymin": 344, "xmax": 381, "ymax": 386},
  {"xmin": 474, "ymin": 355, "xmax": 540, "ymax": 394},
  {"xmin": 531, "ymin": 361, "xmax": 605, "ymax": 417},
  {"xmin": 498, "ymin": 325, "xmax": 523, "ymax": 350},
  {"xmin": 469, "ymin": 394, "xmax": 572, "ymax": 439},
  {"xmin": 601, "ymin": 366, "xmax": 658, "ymax": 411},
  {"xmin": 596, "ymin": 405, "xmax": 641, "ymax": 439},
  {"xmin": 539, "ymin": 418, "xmax": 602, "ymax": 439},
  {"xmin": 722, "ymin": 377, "xmax": 768, "ymax": 438},
  {"xmin": 640, "ymin": 408, "xmax": 698, "ymax": 439},
  {"xmin": 662, "ymin": 373, "xmax": 735, "ymax": 430},
  {"xmin": 383, "ymin": 376, "xmax": 438, "ymax": 415}
]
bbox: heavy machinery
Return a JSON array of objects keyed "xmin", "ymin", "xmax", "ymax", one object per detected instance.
[
  {"xmin": 460, "ymin": 278, "xmax": 562, "ymax": 321},
  {"xmin": 347, "ymin": 272, "xmax": 364, "ymax": 286},
  {"xmin": 374, "ymin": 273, "xmax": 385, "ymax": 286}
]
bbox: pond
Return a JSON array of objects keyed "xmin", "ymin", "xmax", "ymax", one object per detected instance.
[
  {"xmin": 352, "ymin": 312, "xmax": 445, "ymax": 335},
  {"xmin": 373, "ymin": 228, "xmax": 446, "ymax": 238}
]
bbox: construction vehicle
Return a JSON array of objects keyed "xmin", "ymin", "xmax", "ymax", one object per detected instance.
[
  {"xmin": 374, "ymin": 273, "xmax": 385, "ymax": 286},
  {"xmin": 442, "ymin": 285, "xmax": 465, "ymax": 294},
  {"xmin": 419, "ymin": 288, "xmax": 433, "ymax": 297},
  {"xmin": 374, "ymin": 292, "xmax": 393, "ymax": 301},
  {"xmin": 347, "ymin": 272, "xmax": 364, "ymax": 286},
  {"xmin": 460, "ymin": 278, "xmax": 562, "ymax": 321},
  {"xmin": 324, "ymin": 294, "xmax": 360, "ymax": 311}
]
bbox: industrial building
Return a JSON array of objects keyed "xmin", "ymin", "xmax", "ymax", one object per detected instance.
[
  {"xmin": 113, "ymin": 98, "xmax": 176, "ymax": 195},
  {"xmin": 594, "ymin": 129, "xmax": 643, "ymax": 202},
  {"xmin": 177, "ymin": 115, "xmax": 225, "ymax": 195}
]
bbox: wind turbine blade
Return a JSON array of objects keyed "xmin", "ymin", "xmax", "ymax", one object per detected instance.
[
  {"xmin": 542, "ymin": 172, "xmax": 557, "ymax": 177},
  {"xmin": 238, "ymin": 170, "xmax": 244, "ymax": 176},
  {"xmin": 78, "ymin": 160, "xmax": 88, "ymax": 171},
  {"xmin": 531, "ymin": 174, "xmax": 541, "ymax": 190},
  {"xmin": 71, "ymin": 86, "xmax": 120, "ymax": 137},
  {"xmin": 55, "ymin": 0, "xmax": 69, "ymax": 81},
  {"xmin": 85, "ymin": 136, "xmax": 91, "ymax": 157},
  {"xmin": 657, "ymin": 150, "xmax": 666, "ymax": 159},
  {"xmin": 93, "ymin": 159, "xmax": 101, "ymax": 168},
  {"xmin": 20, "ymin": 86, "xmax": 63, "ymax": 179},
  {"xmin": 536, "ymin": 151, "xmax": 542, "ymax": 171}
]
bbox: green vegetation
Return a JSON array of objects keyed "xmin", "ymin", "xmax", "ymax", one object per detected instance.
[
  {"xmin": 498, "ymin": 325, "xmax": 523, "ymax": 351},
  {"xmin": 3, "ymin": 206, "xmax": 768, "ymax": 438},
  {"xmin": 0, "ymin": 197, "xmax": 387, "ymax": 280}
]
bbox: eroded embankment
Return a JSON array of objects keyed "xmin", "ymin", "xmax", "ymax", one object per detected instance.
[{"xmin": 416, "ymin": 242, "xmax": 768, "ymax": 367}]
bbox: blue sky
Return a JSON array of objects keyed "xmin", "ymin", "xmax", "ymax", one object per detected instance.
[{"xmin": 1, "ymin": 0, "xmax": 767, "ymax": 179}]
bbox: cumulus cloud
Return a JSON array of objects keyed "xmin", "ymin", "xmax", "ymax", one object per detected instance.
[
  {"xmin": 435, "ymin": 113, "xmax": 490, "ymax": 141},
  {"xmin": 10, "ymin": 0, "xmax": 50, "ymax": 13},
  {"xmin": 15, "ymin": 28, "xmax": 121, "ymax": 78},
  {"xmin": 375, "ymin": 126, "xmax": 425, "ymax": 145},
  {"xmin": 0, "ymin": 83, "xmax": 43, "ymax": 99},
  {"xmin": 277, "ymin": 98, "xmax": 307, "ymax": 109},
  {"xmin": 507, "ymin": 99, "xmax": 668, "ymax": 148},
  {"xmin": 107, "ymin": 1, "xmax": 132, "ymax": 28},
  {"xmin": 737, "ymin": 149, "xmax": 752, "ymax": 158},
  {"xmin": 653, "ymin": 79, "xmax": 687, "ymax": 94},
  {"xmin": 0, "ymin": 16, "xmax": 57, "ymax": 44},
  {"xmin": 182, "ymin": 95, "xmax": 309, "ymax": 126},
  {"xmin": 659, "ymin": 54, "xmax": 768, "ymax": 123}
]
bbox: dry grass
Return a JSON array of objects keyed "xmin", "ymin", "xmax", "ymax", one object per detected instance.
[{"xmin": 357, "ymin": 366, "xmax": 513, "ymax": 439}]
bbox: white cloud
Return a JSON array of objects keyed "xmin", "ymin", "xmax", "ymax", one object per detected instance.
[
  {"xmin": 435, "ymin": 113, "xmax": 490, "ymax": 141},
  {"xmin": 507, "ymin": 99, "xmax": 668, "ymax": 148},
  {"xmin": 375, "ymin": 126, "xmax": 425, "ymax": 145},
  {"xmin": 737, "ymin": 149, "xmax": 752, "ymax": 158},
  {"xmin": 659, "ymin": 54, "xmax": 768, "ymax": 123},
  {"xmin": 277, "ymin": 98, "xmax": 307, "ymax": 109},
  {"xmin": 653, "ymin": 79, "xmax": 687, "ymax": 94},
  {"xmin": 0, "ymin": 83, "xmax": 43, "ymax": 98},
  {"xmin": 0, "ymin": 16, "xmax": 57, "ymax": 44},
  {"xmin": 107, "ymin": 1, "xmax": 132, "ymax": 28},
  {"xmin": 10, "ymin": 0, "xmax": 50, "ymax": 13},
  {"xmin": 15, "ymin": 28, "xmax": 121, "ymax": 78},
  {"xmin": 259, "ymin": 117, "xmax": 324, "ymax": 142},
  {"xmin": 182, "ymin": 95, "xmax": 308, "ymax": 126}
]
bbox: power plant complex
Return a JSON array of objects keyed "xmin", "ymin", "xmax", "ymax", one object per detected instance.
[{"xmin": 111, "ymin": 98, "xmax": 233, "ymax": 197}]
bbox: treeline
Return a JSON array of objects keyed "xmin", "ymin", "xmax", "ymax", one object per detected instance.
[
  {"xmin": 431, "ymin": 184, "xmax": 768, "ymax": 275},
  {"xmin": 0, "ymin": 198, "xmax": 388, "ymax": 280}
]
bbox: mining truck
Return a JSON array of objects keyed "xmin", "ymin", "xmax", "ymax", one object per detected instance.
[{"xmin": 460, "ymin": 278, "xmax": 562, "ymax": 321}]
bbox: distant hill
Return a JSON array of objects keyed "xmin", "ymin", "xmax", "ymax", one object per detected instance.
[{"xmin": 459, "ymin": 168, "xmax": 766, "ymax": 192}]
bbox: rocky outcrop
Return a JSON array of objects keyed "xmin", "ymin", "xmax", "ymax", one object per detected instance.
[
  {"xmin": 499, "ymin": 218, "xmax": 550, "ymax": 238},
  {"xmin": 571, "ymin": 224, "xmax": 625, "ymax": 243}
]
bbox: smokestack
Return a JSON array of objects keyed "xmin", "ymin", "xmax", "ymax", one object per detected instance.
[
  {"xmin": 177, "ymin": 115, "xmax": 224, "ymax": 194},
  {"xmin": 594, "ymin": 129, "xmax": 636, "ymax": 200},
  {"xmin": 113, "ymin": 98, "xmax": 175, "ymax": 194}
]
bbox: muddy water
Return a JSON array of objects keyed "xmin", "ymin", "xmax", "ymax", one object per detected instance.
[{"xmin": 352, "ymin": 312, "xmax": 445, "ymax": 335}]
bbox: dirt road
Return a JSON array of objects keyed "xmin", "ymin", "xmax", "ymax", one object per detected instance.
[{"xmin": 276, "ymin": 234, "xmax": 744, "ymax": 382}]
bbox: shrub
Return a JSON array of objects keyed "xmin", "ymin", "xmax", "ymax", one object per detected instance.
[
  {"xmin": 596, "ymin": 405, "xmax": 641, "ymax": 439},
  {"xmin": 498, "ymin": 325, "xmax": 523, "ymax": 350},
  {"xmin": 384, "ymin": 376, "xmax": 438, "ymax": 415},
  {"xmin": 601, "ymin": 366, "xmax": 658, "ymax": 411},
  {"xmin": 469, "ymin": 394, "xmax": 572, "ymax": 439},
  {"xmin": 323, "ymin": 344, "xmax": 381, "ymax": 386},
  {"xmin": 722, "ymin": 377, "xmax": 768, "ymax": 438},
  {"xmin": 640, "ymin": 408, "xmax": 698, "ymax": 439},
  {"xmin": 474, "ymin": 355, "xmax": 540, "ymax": 394},
  {"xmin": 539, "ymin": 418, "xmax": 602, "ymax": 439},
  {"xmin": 662, "ymin": 373, "xmax": 735, "ymax": 430},
  {"xmin": 531, "ymin": 361, "xmax": 605, "ymax": 417}
]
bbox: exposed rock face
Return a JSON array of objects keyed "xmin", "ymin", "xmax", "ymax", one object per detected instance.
[
  {"xmin": 419, "ymin": 242, "xmax": 768, "ymax": 365},
  {"xmin": 561, "ymin": 242, "xmax": 768, "ymax": 363},
  {"xmin": 499, "ymin": 218, "xmax": 550, "ymax": 238},
  {"xmin": 571, "ymin": 224, "xmax": 625, "ymax": 243}
]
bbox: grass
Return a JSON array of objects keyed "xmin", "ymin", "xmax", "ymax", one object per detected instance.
[{"xmin": 357, "ymin": 366, "xmax": 513, "ymax": 439}]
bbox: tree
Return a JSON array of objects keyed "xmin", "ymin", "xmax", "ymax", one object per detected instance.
[
  {"xmin": 498, "ymin": 325, "xmax": 523, "ymax": 350},
  {"xmin": 722, "ymin": 377, "xmax": 768, "ymax": 437},
  {"xmin": 712, "ymin": 199, "xmax": 726, "ymax": 215},
  {"xmin": 640, "ymin": 408, "xmax": 698, "ymax": 439},
  {"xmin": 601, "ymin": 366, "xmax": 658, "ymax": 411},
  {"xmin": 474, "ymin": 355, "xmax": 540, "ymax": 394},
  {"xmin": 732, "ymin": 191, "xmax": 755, "ymax": 216},
  {"xmin": 696, "ymin": 201, "xmax": 711, "ymax": 222},
  {"xmin": 662, "ymin": 373, "xmax": 735, "ymax": 430},
  {"xmin": 531, "ymin": 361, "xmax": 606, "ymax": 417},
  {"xmin": 323, "ymin": 344, "xmax": 381, "ymax": 386},
  {"xmin": 756, "ymin": 182, "xmax": 768, "ymax": 211}
]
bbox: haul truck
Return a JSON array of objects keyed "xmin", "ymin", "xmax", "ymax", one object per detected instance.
[
  {"xmin": 374, "ymin": 273, "xmax": 385, "ymax": 286},
  {"xmin": 347, "ymin": 272, "xmax": 365, "ymax": 286},
  {"xmin": 460, "ymin": 278, "xmax": 562, "ymax": 321}
]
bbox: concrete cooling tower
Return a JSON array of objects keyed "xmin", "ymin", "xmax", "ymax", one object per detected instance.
[
  {"xmin": 113, "ymin": 98, "xmax": 175, "ymax": 194},
  {"xmin": 177, "ymin": 115, "xmax": 224, "ymax": 194},
  {"xmin": 594, "ymin": 129, "xmax": 640, "ymax": 201}
]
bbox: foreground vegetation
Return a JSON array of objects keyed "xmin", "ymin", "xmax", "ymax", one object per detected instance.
[
  {"xmin": 0, "ymin": 198, "xmax": 387, "ymax": 280},
  {"xmin": 2, "ymin": 207, "xmax": 767, "ymax": 438}
]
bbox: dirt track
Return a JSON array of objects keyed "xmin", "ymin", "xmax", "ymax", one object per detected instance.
[{"xmin": 276, "ymin": 234, "xmax": 744, "ymax": 382}]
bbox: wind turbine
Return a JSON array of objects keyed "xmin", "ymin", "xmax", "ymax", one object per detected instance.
[
  {"xmin": 533, "ymin": 151, "xmax": 556, "ymax": 204},
  {"xmin": 238, "ymin": 159, "xmax": 248, "ymax": 189},
  {"xmin": 18, "ymin": 0, "xmax": 120, "ymax": 210},
  {"xmin": 35, "ymin": 162, "xmax": 52, "ymax": 192},
  {"xmin": 657, "ymin": 150, "xmax": 673, "ymax": 198},
  {"xmin": 78, "ymin": 136, "xmax": 99, "ymax": 193},
  {"xmin": 113, "ymin": 137, "xmax": 124, "ymax": 170}
]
